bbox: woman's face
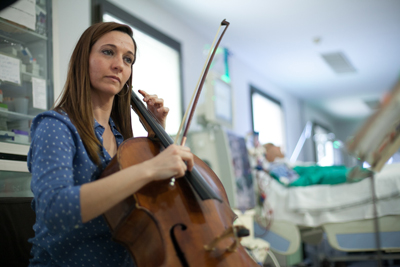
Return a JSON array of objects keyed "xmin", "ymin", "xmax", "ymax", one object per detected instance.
[{"xmin": 89, "ymin": 30, "xmax": 135, "ymax": 98}]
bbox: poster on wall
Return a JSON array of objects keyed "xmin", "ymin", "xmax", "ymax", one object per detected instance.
[
  {"xmin": 0, "ymin": 54, "xmax": 21, "ymax": 85},
  {"xmin": 32, "ymin": 77, "xmax": 47, "ymax": 110},
  {"xmin": 227, "ymin": 132, "xmax": 256, "ymax": 211}
]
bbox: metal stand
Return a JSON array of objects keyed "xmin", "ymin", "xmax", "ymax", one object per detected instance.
[{"xmin": 370, "ymin": 172, "xmax": 383, "ymax": 267}]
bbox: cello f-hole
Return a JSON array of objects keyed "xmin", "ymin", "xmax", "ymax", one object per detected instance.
[{"xmin": 170, "ymin": 223, "xmax": 189, "ymax": 267}]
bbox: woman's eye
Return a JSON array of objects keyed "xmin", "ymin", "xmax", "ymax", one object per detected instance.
[
  {"xmin": 102, "ymin": 49, "xmax": 113, "ymax": 56},
  {"xmin": 124, "ymin": 57, "xmax": 133, "ymax": 64}
]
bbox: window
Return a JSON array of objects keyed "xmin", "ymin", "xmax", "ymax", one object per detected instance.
[
  {"xmin": 94, "ymin": 1, "xmax": 183, "ymax": 137},
  {"xmin": 250, "ymin": 86, "xmax": 286, "ymax": 150}
]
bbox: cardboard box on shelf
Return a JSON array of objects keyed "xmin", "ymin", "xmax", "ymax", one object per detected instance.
[
  {"xmin": 2, "ymin": 97, "xmax": 14, "ymax": 112},
  {"xmin": 0, "ymin": 46, "xmax": 18, "ymax": 57},
  {"xmin": 26, "ymin": 62, "xmax": 40, "ymax": 76},
  {"xmin": 7, "ymin": 120, "xmax": 29, "ymax": 132},
  {"xmin": 0, "ymin": 130, "xmax": 15, "ymax": 141},
  {"xmin": 0, "ymin": 103, "xmax": 7, "ymax": 111},
  {"xmin": 12, "ymin": 129, "xmax": 29, "ymax": 143},
  {"xmin": 0, "ymin": 117, "xmax": 7, "ymax": 131},
  {"xmin": 21, "ymin": 63, "xmax": 26, "ymax": 72}
]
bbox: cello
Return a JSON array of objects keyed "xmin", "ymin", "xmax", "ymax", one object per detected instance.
[{"xmin": 99, "ymin": 19, "xmax": 259, "ymax": 267}]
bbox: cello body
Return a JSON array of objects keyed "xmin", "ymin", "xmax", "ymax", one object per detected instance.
[{"xmin": 100, "ymin": 137, "xmax": 259, "ymax": 267}]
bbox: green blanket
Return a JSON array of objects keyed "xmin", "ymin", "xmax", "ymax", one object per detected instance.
[{"xmin": 270, "ymin": 165, "xmax": 349, "ymax": 187}]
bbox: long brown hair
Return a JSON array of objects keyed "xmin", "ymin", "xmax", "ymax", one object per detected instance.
[{"xmin": 54, "ymin": 22, "xmax": 137, "ymax": 165}]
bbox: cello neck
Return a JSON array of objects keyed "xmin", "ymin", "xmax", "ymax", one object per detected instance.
[
  {"xmin": 130, "ymin": 90, "xmax": 173, "ymax": 147},
  {"xmin": 130, "ymin": 90, "xmax": 222, "ymax": 202}
]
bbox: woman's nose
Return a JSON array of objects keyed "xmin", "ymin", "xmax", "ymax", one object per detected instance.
[{"xmin": 111, "ymin": 56, "xmax": 124, "ymax": 71}]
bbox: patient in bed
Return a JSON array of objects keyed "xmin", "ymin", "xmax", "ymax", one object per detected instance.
[{"xmin": 260, "ymin": 143, "xmax": 369, "ymax": 187}]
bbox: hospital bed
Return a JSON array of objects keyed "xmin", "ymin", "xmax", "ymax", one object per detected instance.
[{"xmin": 254, "ymin": 162, "xmax": 400, "ymax": 263}]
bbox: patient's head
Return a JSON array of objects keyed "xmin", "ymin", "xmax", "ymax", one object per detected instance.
[{"xmin": 263, "ymin": 143, "xmax": 285, "ymax": 162}]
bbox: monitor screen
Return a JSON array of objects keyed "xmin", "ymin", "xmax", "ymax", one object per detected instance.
[
  {"xmin": 196, "ymin": 74, "xmax": 233, "ymax": 129},
  {"xmin": 214, "ymin": 79, "xmax": 232, "ymax": 125}
]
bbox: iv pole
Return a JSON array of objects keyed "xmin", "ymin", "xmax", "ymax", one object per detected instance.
[{"xmin": 290, "ymin": 121, "xmax": 313, "ymax": 163}]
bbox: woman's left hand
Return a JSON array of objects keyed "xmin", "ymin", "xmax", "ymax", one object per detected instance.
[{"xmin": 138, "ymin": 89, "xmax": 169, "ymax": 129}]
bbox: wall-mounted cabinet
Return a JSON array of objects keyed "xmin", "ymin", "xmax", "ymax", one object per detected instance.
[
  {"xmin": 0, "ymin": 0, "xmax": 52, "ymax": 196},
  {"xmin": 0, "ymin": 0, "xmax": 53, "ymax": 147}
]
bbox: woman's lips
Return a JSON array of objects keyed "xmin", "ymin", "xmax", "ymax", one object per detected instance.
[{"xmin": 107, "ymin": 76, "xmax": 120, "ymax": 83}]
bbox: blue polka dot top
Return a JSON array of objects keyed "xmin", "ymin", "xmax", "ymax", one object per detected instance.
[{"xmin": 27, "ymin": 110, "xmax": 135, "ymax": 267}]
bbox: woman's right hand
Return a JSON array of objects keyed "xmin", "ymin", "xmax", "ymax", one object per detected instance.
[
  {"xmin": 144, "ymin": 144, "xmax": 194, "ymax": 182},
  {"xmin": 81, "ymin": 145, "xmax": 193, "ymax": 223}
]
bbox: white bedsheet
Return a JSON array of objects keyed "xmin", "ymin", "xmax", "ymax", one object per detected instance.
[{"xmin": 261, "ymin": 163, "xmax": 400, "ymax": 227}]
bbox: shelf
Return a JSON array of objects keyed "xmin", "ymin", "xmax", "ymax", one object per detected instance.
[
  {"xmin": 0, "ymin": 139, "xmax": 30, "ymax": 146},
  {"xmin": 21, "ymin": 71, "xmax": 45, "ymax": 82},
  {"xmin": 0, "ymin": 18, "xmax": 47, "ymax": 44},
  {"xmin": 0, "ymin": 1, "xmax": 50, "ymax": 179},
  {"xmin": 0, "ymin": 142, "xmax": 30, "ymax": 155},
  {"xmin": 0, "ymin": 159, "xmax": 29, "ymax": 173},
  {"xmin": 0, "ymin": 110, "xmax": 35, "ymax": 121},
  {"xmin": 0, "ymin": 71, "xmax": 45, "ymax": 87}
]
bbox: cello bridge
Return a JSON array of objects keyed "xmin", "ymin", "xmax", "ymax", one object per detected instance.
[{"xmin": 204, "ymin": 225, "xmax": 250, "ymax": 252}]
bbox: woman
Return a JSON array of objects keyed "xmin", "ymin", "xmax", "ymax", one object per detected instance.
[{"xmin": 28, "ymin": 22, "xmax": 193, "ymax": 266}]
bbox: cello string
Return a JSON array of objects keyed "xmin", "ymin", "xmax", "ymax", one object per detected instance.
[
  {"xmin": 173, "ymin": 24, "xmax": 223, "ymax": 145},
  {"xmin": 139, "ymin": 88, "xmax": 165, "ymax": 126},
  {"xmin": 131, "ymin": 88, "xmax": 165, "ymax": 134}
]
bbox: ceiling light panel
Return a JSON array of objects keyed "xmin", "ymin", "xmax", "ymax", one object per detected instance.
[{"xmin": 321, "ymin": 52, "xmax": 357, "ymax": 74}]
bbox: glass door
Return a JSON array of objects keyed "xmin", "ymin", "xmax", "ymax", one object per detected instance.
[
  {"xmin": 0, "ymin": 0, "xmax": 53, "ymax": 147},
  {"xmin": 0, "ymin": 1, "xmax": 52, "ymax": 193}
]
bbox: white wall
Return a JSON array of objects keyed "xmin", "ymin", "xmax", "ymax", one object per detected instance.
[
  {"xmin": 51, "ymin": 0, "xmax": 303, "ymax": 157},
  {"xmin": 52, "ymin": 0, "xmax": 91, "ymax": 100},
  {"xmin": 301, "ymin": 103, "xmax": 367, "ymax": 163},
  {"xmin": 229, "ymin": 56, "xmax": 304, "ymax": 158}
]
